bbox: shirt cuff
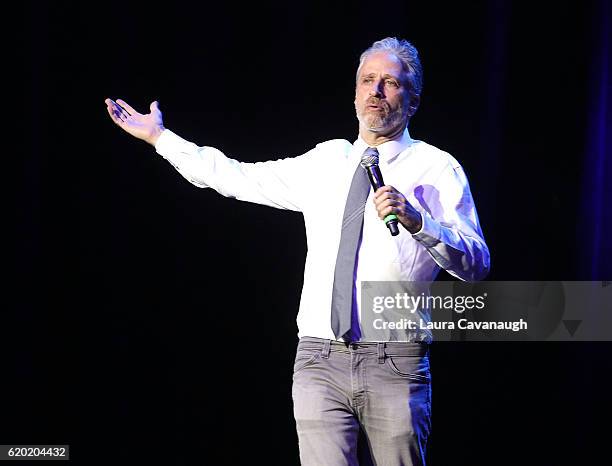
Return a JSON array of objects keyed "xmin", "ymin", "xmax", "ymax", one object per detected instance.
[
  {"xmin": 154, "ymin": 129, "xmax": 184, "ymax": 158},
  {"xmin": 411, "ymin": 211, "xmax": 442, "ymax": 247}
]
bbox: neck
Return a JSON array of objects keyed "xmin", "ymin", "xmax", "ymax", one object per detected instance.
[{"xmin": 359, "ymin": 124, "xmax": 406, "ymax": 147}]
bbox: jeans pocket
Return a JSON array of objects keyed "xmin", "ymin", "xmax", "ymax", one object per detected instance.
[
  {"xmin": 293, "ymin": 349, "xmax": 321, "ymax": 374},
  {"xmin": 386, "ymin": 355, "xmax": 431, "ymax": 382}
]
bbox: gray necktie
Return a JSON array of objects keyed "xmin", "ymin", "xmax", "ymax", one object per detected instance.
[{"xmin": 330, "ymin": 147, "xmax": 378, "ymax": 341}]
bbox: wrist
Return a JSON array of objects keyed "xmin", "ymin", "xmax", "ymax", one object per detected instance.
[
  {"xmin": 403, "ymin": 211, "xmax": 423, "ymax": 234},
  {"xmin": 148, "ymin": 125, "xmax": 165, "ymax": 146}
]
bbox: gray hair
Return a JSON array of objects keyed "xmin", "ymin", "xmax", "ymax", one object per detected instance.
[{"xmin": 356, "ymin": 37, "xmax": 423, "ymax": 98}]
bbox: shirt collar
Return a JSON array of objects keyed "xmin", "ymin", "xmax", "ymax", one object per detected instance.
[{"xmin": 353, "ymin": 128, "xmax": 415, "ymax": 164}]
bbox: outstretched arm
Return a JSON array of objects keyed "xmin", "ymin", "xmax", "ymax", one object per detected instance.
[
  {"xmin": 105, "ymin": 98, "xmax": 165, "ymax": 146},
  {"xmin": 104, "ymin": 98, "xmax": 341, "ymax": 212}
]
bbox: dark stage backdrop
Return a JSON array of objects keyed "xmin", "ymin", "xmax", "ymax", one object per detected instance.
[{"xmin": 13, "ymin": 1, "xmax": 611, "ymax": 465}]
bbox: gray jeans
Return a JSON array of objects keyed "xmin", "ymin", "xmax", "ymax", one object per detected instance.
[{"xmin": 292, "ymin": 337, "xmax": 431, "ymax": 466}]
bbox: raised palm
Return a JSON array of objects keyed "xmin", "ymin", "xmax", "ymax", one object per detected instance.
[{"xmin": 105, "ymin": 98, "xmax": 165, "ymax": 145}]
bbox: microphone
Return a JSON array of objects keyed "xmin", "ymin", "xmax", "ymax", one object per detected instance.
[{"xmin": 360, "ymin": 148, "xmax": 400, "ymax": 236}]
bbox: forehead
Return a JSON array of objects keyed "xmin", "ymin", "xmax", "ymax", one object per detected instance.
[{"xmin": 358, "ymin": 51, "xmax": 405, "ymax": 77}]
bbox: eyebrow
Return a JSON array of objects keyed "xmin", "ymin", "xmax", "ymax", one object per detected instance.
[{"xmin": 360, "ymin": 72, "xmax": 402, "ymax": 81}]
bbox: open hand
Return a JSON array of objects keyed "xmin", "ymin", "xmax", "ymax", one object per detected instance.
[{"xmin": 105, "ymin": 98, "xmax": 165, "ymax": 146}]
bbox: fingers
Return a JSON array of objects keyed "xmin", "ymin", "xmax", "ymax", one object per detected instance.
[
  {"xmin": 371, "ymin": 186, "xmax": 420, "ymax": 229},
  {"xmin": 372, "ymin": 186, "xmax": 407, "ymax": 220},
  {"xmin": 105, "ymin": 98, "xmax": 128, "ymax": 125},
  {"xmin": 105, "ymin": 103, "xmax": 121, "ymax": 124},
  {"xmin": 116, "ymin": 99, "xmax": 137, "ymax": 116},
  {"xmin": 373, "ymin": 186, "xmax": 402, "ymax": 206},
  {"xmin": 373, "ymin": 185, "xmax": 397, "ymax": 204},
  {"xmin": 377, "ymin": 198, "xmax": 402, "ymax": 209},
  {"xmin": 375, "ymin": 199, "xmax": 404, "ymax": 220},
  {"xmin": 378, "ymin": 205, "xmax": 400, "ymax": 220},
  {"xmin": 374, "ymin": 185, "xmax": 394, "ymax": 197},
  {"xmin": 150, "ymin": 100, "xmax": 160, "ymax": 112}
]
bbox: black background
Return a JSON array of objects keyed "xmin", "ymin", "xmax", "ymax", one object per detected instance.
[{"xmin": 13, "ymin": 1, "xmax": 611, "ymax": 464}]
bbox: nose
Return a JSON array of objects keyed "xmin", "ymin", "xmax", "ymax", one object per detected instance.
[{"xmin": 368, "ymin": 79, "xmax": 384, "ymax": 97}]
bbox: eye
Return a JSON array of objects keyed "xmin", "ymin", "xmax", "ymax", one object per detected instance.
[
  {"xmin": 385, "ymin": 79, "xmax": 399, "ymax": 88},
  {"xmin": 361, "ymin": 77, "xmax": 373, "ymax": 84}
]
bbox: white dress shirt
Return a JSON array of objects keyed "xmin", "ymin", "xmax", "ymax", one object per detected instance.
[{"xmin": 155, "ymin": 128, "xmax": 490, "ymax": 340}]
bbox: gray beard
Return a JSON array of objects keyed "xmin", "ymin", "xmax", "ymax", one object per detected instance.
[{"xmin": 358, "ymin": 110, "xmax": 406, "ymax": 134}]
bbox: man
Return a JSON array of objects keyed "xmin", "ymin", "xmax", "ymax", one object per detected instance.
[{"xmin": 105, "ymin": 37, "xmax": 489, "ymax": 466}]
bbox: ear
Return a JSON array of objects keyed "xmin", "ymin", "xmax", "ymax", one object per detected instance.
[{"xmin": 408, "ymin": 94, "xmax": 421, "ymax": 116}]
